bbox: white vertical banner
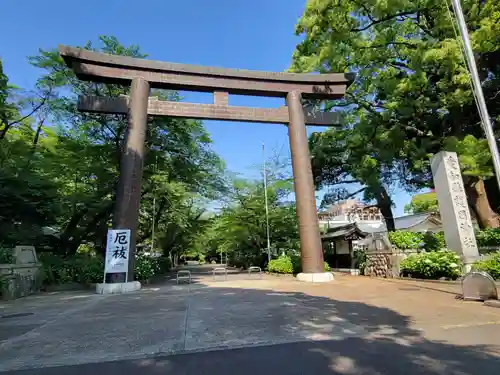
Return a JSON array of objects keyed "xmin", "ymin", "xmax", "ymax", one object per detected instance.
[{"xmin": 104, "ymin": 229, "xmax": 131, "ymax": 276}]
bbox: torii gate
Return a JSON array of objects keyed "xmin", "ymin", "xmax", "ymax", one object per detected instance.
[{"xmin": 59, "ymin": 45, "xmax": 353, "ymax": 285}]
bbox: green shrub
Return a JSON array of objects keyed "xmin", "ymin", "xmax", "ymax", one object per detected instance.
[
  {"xmin": 198, "ymin": 254, "xmax": 205, "ymax": 264},
  {"xmin": 400, "ymin": 250, "xmax": 462, "ymax": 280},
  {"xmin": 74, "ymin": 256, "xmax": 104, "ymax": 284},
  {"xmin": 0, "ymin": 276, "xmax": 8, "ymax": 297},
  {"xmin": 389, "ymin": 230, "xmax": 447, "ymax": 252},
  {"xmin": 475, "ymin": 228, "xmax": 500, "ymax": 247},
  {"xmin": 354, "ymin": 249, "xmax": 367, "ymax": 275},
  {"xmin": 291, "ymin": 255, "xmax": 301, "ymax": 273},
  {"xmin": 268, "ymin": 255, "xmax": 294, "ymax": 273},
  {"xmin": 39, "ymin": 253, "xmax": 104, "ymax": 285},
  {"xmin": 134, "ymin": 255, "xmax": 159, "ymax": 281},
  {"xmin": 156, "ymin": 257, "xmax": 171, "ymax": 274},
  {"xmin": 472, "ymin": 252, "xmax": 500, "ymax": 280},
  {"xmin": 423, "ymin": 231, "xmax": 446, "ymax": 251},
  {"xmin": 76, "ymin": 243, "xmax": 97, "ymax": 256},
  {"xmin": 269, "ymin": 255, "xmax": 330, "ymax": 274},
  {"xmin": 389, "ymin": 231, "xmax": 424, "ymax": 250},
  {"xmin": 39, "ymin": 252, "xmax": 172, "ymax": 285},
  {"xmin": 0, "ymin": 248, "xmax": 13, "ymax": 264},
  {"xmin": 134, "ymin": 255, "xmax": 171, "ymax": 281}
]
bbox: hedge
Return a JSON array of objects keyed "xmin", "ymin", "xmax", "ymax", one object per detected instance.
[
  {"xmin": 268, "ymin": 255, "xmax": 330, "ymax": 274},
  {"xmin": 399, "ymin": 250, "xmax": 462, "ymax": 280},
  {"xmin": 388, "ymin": 230, "xmax": 445, "ymax": 251},
  {"xmin": 472, "ymin": 252, "xmax": 500, "ymax": 280},
  {"xmin": 390, "ymin": 229, "xmax": 500, "ymax": 251},
  {"xmin": 39, "ymin": 253, "xmax": 171, "ymax": 285},
  {"xmin": 475, "ymin": 228, "xmax": 500, "ymax": 248}
]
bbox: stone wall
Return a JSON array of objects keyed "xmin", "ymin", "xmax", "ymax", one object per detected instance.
[
  {"xmin": 0, "ymin": 264, "xmax": 42, "ymax": 300},
  {"xmin": 0, "ymin": 246, "xmax": 41, "ymax": 300},
  {"xmin": 364, "ymin": 250, "xmax": 416, "ymax": 278}
]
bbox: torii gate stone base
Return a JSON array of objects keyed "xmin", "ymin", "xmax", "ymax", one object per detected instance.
[{"xmin": 59, "ymin": 46, "xmax": 353, "ymax": 292}]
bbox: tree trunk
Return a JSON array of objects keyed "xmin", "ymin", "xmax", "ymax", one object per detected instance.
[
  {"xmin": 375, "ymin": 186, "xmax": 395, "ymax": 232},
  {"xmin": 137, "ymin": 196, "xmax": 168, "ymax": 244},
  {"xmin": 464, "ymin": 177, "xmax": 500, "ymax": 229},
  {"xmin": 59, "ymin": 183, "xmax": 117, "ymax": 252},
  {"xmin": 0, "ymin": 123, "xmax": 10, "ymax": 140},
  {"xmin": 67, "ymin": 200, "xmax": 115, "ymax": 255},
  {"xmin": 32, "ymin": 116, "xmax": 47, "ymax": 147},
  {"xmin": 59, "ymin": 208, "xmax": 91, "ymax": 253},
  {"xmin": 483, "ymin": 177, "xmax": 500, "ymax": 213}
]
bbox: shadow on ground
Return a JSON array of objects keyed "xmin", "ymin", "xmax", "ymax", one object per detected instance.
[{"xmin": 2, "ymin": 277, "xmax": 500, "ymax": 375}]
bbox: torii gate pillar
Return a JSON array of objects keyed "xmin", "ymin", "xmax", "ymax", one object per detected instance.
[{"xmin": 287, "ymin": 91, "xmax": 330, "ymax": 281}]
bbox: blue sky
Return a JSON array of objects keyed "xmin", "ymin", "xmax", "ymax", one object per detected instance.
[{"xmin": 1, "ymin": 0, "xmax": 413, "ymax": 216}]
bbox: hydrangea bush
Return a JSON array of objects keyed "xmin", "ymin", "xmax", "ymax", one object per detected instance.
[
  {"xmin": 400, "ymin": 250, "xmax": 462, "ymax": 280},
  {"xmin": 268, "ymin": 255, "xmax": 330, "ymax": 274},
  {"xmin": 268, "ymin": 255, "xmax": 294, "ymax": 274},
  {"xmin": 472, "ymin": 252, "xmax": 500, "ymax": 280}
]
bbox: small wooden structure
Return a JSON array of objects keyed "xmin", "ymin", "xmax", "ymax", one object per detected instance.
[{"xmin": 321, "ymin": 223, "xmax": 368, "ymax": 269}]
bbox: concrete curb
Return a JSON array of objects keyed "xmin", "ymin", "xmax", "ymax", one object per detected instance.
[
  {"xmin": 265, "ymin": 272, "xmax": 296, "ymax": 279},
  {"xmin": 372, "ymin": 277, "xmax": 461, "ymax": 296},
  {"xmin": 484, "ymin": 300, "xmax": 500, "ymax": 309},
  {"xmin": 96, "ymin": 281, "xmax": 141, "ymax": 294},
  {"xmin": 368, "ymin": 275, "xmax": 500, "ymax": 287},
  {"xmin": 372, "ymin": 276, "xmax": 500, "ymax": 307},
  {"xmin": 296, "ymin": 272, "xmax": 334, "ymax": 283}
]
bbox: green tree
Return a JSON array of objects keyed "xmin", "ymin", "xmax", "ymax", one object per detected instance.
[
  {"xmin": 0, "ymin": 36, "xmax": 226, "ymax": 254},
  {"xmin": 444, "ymin": 135, "xmax": 500, "ymax": 227},
  {"xmin": 291, "ymin": 0, "xmax": 500, "ymax": 228},
  {"xmin": 0, "ymin": 127, "xmax": 61, "ymax": 246},
  {"xmin": 205, "ymin": 170, "xmax": 299, "ymax": 268},
  {"xmin": 404, "ymin": 191, "xmax": 439, "ymax": 214},
  {"xmin": 309, "ymin": 126, "xmax": 398, "ymax": 231}
]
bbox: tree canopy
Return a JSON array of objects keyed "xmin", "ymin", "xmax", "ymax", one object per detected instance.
[
  {"xmin": 404, "ymin": 191, "xmax": 439, "ymax": 214},
  {"xmin": 291, "ymin": 0, "xmax": 500, "ymax": 229},
  {"xmin": 203, "ymin": 163, "xmax": 300, "ymax": 268},
  {"xmin": 0, "ymin": 36, "xmax": 227, "ymax": 261}
]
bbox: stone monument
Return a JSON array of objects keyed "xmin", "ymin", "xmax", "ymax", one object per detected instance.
[
  {"xmin": 0, "ymin": 246, "xmax": 41, "ymax": 300},
  {"xmin": 13, "ymin": 246, "xmax": 38, "ymax": 265},
  {"xmin": 461, "ymin": 271, "xmax": 498, "ymax": 301},
  {"xmin": 431, "ymin": 151, "xmax": 480, "ymax": 271}
]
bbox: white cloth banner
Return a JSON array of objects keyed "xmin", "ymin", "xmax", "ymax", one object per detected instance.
[{"xmin": 104, "ymin": 229, "xmax": 131, "ymax": 274}]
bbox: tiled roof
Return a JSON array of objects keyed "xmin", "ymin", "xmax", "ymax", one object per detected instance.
[
  {"xmin": 321, "ymin": 223, "xmax": 369, "ymax": 240},
  {"xmin": 394, "ymin": 212, "xmax": 435, "ymax": 230}
]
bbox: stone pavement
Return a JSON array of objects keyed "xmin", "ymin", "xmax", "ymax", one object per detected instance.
[{"xmin": 1, "ymin": 267, "xmax": 500, "ymax": 374}]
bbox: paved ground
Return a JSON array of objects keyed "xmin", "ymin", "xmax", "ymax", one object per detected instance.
[{"xmin": 1, "ymin": 265, "xmax": 500, "ymax": 374}]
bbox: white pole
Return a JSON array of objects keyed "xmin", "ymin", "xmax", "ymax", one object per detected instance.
[
  {"xmin": 450, "ymin": 0, "xmax": 500, "ymax": 191},
  {"xmin": 151, "ymin": 155, "xmax": 158, "ymax": 252},
  {"xmin": 151, "ymin": 196, "xmax": 156, "ymax": 250},
  {"xmin": 263, "ymin": 143, "xmax": 271, "ymax": 262}
]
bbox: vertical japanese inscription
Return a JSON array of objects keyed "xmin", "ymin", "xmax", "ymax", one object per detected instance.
[
  {"xmin": 444, "ymin": 154, "xmax": 477, "ymax": 251},
  {"xmin": 104, "ymin": 229, "xmax": 131, "ymax": 275}
]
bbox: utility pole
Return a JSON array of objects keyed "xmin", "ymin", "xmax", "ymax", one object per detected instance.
[
  {"xmin": 263, "ymin": 143, "xmax": 271, "ymax": 263},
  {"xmin": 450, "ymin": 0, "xmax": 500, "ymax": 191},
  {"xmin": 151, "ymin": 154, "xmax": 158, "ymax": 253}
]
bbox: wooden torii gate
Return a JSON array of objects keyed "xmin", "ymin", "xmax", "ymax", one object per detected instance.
[{"xmin": 59, "ymin": 45, "xmax": 353, "ymax": 283}]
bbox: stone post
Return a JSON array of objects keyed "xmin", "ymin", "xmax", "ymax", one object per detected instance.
[
  {"xmin": 286, "ymin": 91, "xmax": 332, "ymax": 282},
  {"xmin": 431, "ymin": 151, "xmax": 479, "ymax": 271},
  {"xmin": 113, "ymin": 78, "xmax": 150, "ymax": 282}
]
